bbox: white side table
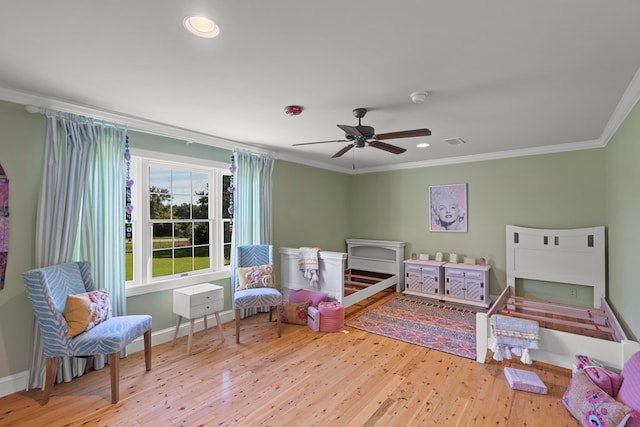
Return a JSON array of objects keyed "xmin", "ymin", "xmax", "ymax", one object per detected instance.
[{"xmin": 172, "ymin": 283, "xmax": 224, "ymax": 353}]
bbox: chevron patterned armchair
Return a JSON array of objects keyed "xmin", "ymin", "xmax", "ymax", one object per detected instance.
[
  {"xmin": 23, "ymin": 261, "xmax": 152, "ymax": 404},
  {"xmin": 233, "ymin": 245, "xmax": 283, "ymax": 343}
]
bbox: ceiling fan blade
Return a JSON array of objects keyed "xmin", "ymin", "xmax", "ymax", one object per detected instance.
[
  {"xmin": 331, "ymin": 144, "xmax": 355, "ymax": 158},
  {"xmin": 368, "ymin": 140, "xmax": 407, "ymax": 155},
  {"xmin": 374, "ymin": 128, "xmax": 431, "ymax": 140},
  {"xmin": 337, "ymin": 124, "xmax": 363, "ymax": 138},
  {"xmin": 292, "ymin": 139, "xmax": 345, "ymax": 146}
]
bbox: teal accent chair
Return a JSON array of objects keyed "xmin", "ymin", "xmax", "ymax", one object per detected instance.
[
  {"xmin": 23, "ymin": 261, "xmax": 152, "ymax": 404},
  {"xmin": 233, "ymin": 245, "xmax": 283, "ymax": 343}
]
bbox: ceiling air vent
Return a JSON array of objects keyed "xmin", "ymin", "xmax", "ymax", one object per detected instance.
[{"xmin": 443, "ymin": 137, "xmax": 466, "ymax": 146}]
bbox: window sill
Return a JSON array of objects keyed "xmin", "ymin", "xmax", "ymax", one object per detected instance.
[{"xmin": 125, "ymin": 269, "xmax": 231, "ymax": 297}]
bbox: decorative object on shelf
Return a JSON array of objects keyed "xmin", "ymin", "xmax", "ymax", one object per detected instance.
[
  {"xmin": 411, "ymin": 252, "xmax": 417, "ymax": 260},
  {"xmin": 419, "ymin": 253, "xmax": 429, "ymax": 260},
  {"xmin": 0, "ymin": 163, "xmax": 8, "ymax": 290},
  {"xmin": 464, "ymin": 257, "xmax": 476, "ymax": 265},
  {"xmin": 429, "ymin": 183, "xmax": 467, "ymax": 232},
  {"xmin": 449, "ymin": 253, "xmax": 458, "ymax": 263},
  {"xmin": 435, "ymin": 252, "xmax": 443, "ymax": 262},
  {"xmin": 124, "ymin": 137, "xmax": 133, "ymax": 241},
  {"xmin": 228, "ymin": 155, "xmax": 236, "ymax": 232},
  {"xmin": 478, "ymin": 257, "xmax": 487, "ymax": 266}
]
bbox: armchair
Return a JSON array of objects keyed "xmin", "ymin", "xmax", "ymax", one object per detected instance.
[
  {"xmin": 233, "ymin": 245, "xmax": 283, "ymax": 343},
  {"xmin": 23, "ymin": 261, "xmax": 152, "ymax": 404}
]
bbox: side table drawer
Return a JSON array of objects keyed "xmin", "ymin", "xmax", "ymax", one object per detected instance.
[{"xmin": 190, "ymin": 299, "xmax": 224, "ymax": 318}]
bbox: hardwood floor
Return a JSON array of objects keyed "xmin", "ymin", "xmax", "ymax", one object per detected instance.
[{"xmin": 0, "ymin": 291, "xmax": 579, "ymax": 426}]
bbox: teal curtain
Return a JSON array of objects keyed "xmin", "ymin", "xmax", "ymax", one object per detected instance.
[
  {"xmin": 28, "ymin": 110, "xmax": 127, "ymax": 389},
  {"xmin": 230, "ymin": 151, "xmax": 274, "ymax": 316}
]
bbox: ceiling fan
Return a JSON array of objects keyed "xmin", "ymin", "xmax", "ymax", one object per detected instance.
[{"xmin": 293, "ymin": 108, "xmax": 431, "ymax": 158}]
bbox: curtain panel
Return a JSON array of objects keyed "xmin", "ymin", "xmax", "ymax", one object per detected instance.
[
  {"xmin": 28, "ymin": 110, "xmax": 127, "ymax": 389},
  {"xmin": 230, "ymin": 151, "xmax": 274, "ymax": 317}
]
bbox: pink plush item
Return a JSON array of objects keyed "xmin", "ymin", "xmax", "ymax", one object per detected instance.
[
  {"xmin": 289, "ymin": 289, "xmax": 328, "ymax": 307},
  {"xmin": 577, "ymin": 355, "xmax": 625, "ymax": 398},
  {"xmin": 318, "ymin": 301, "xmax": 344, "ymax": 332},
  {"xmin": 617, "ymin": 351, "xmax": 640, "ymax": 427}
]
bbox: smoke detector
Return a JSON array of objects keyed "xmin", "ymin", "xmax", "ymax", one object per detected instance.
[
  {"xmin": 284, "ymin": 105, "xmax": 303, "ymax": 116},
  {"xmin": 410, "ymin": 91, "xmax": 429, "ymax": 104}
]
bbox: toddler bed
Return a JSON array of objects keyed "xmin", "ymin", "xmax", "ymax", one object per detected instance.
[
  {"xmin": 280, "ymin": 239, "xmax": 405, "ymax": 308},
  {"xmin": 476, "ymin": 225, "xmax": 640, "ymax": 370}
]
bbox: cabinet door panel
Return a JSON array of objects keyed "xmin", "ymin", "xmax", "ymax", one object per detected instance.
[{"xmin": 464, "ymin": 279, "xmax": 486, "ymax": 302}]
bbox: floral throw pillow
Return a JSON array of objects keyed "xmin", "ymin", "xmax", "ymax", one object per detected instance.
[
  {"xmin": 236, "ymin": 264, "xmax": 274, "ymax": 291},
  {"xmin": 64, "ymin": 289, "xmax": 111, "ymax": 338},
  {"xmin": 562, "ymin": 370, "xmax": 633, "ymax": 427},
  {"xmin": 279, "ymin": 301, "xmax": 309, "ymax": 325}
]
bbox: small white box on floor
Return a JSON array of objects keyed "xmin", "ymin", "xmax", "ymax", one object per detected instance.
[
  {"xmin": 504, "ymin": 367, "xmax": 548, "ymax": 394},
  {"xmin": 307, "ymin": 306, "xmax": 320, "ymax": 332}
]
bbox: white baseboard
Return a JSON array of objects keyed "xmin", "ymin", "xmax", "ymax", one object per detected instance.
[{"xmin": 0, "ymin": 310, "xmax": 235, "ymax": 398}]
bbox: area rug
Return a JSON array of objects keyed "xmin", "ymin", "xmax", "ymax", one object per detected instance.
[{"xmin": 346, "ymin": 294, "xmax": 486, "ymax": 360}]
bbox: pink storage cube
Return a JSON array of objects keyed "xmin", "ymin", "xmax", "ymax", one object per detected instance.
[
  {"xmin": 307, "ymin": 306, "xmax": 320, "ymax": 332},
  {"xmin": 617, "ymin": 351, "xmax": 640, "ymax": 427},
  {"xmin": 504, "ymin": 367, "xmax": 548, "ymax": 394},
  {"xmin": 318, "ymin": 301, "xmax": 344, "ymax": 332}
]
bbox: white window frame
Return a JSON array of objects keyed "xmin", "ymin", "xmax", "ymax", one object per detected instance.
[{"xmin": 126, "ymin": 148, "xmax": 231, "ymax": 297}]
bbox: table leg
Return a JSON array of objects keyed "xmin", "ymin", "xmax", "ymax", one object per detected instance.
[
  {"xmin": 214, "ymin": 311, "xmax": 224, "ymax": 341},
  {"xmin": 187, "ymin": 319, "xmax": 195, "ymax": 353},
  {"xmin": 203, "ymin": 314, "xmax": 208, "ymax": 331},
  {"xmin": 172, "ymin": 315, "xmax": 183, "ymax": 345}
]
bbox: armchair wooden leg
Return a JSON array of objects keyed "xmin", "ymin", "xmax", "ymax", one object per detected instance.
[
  {"xmin": 276, "ymin": 305, "xmax": 281, "ymax": 338},
  {"xmin": 41, "ymin": 357, "xmax": 57, "ymax": 405},
  {"xmin": 109, "ymin": 352, "xmax": 120, "ymax": 404},
  {"xmin": 144, "ymin": 329, "xmax": 152, "ymax": 371},
  {"xmin": 235, "ymin": 309, "xmax": 241, "ymax": 344}
]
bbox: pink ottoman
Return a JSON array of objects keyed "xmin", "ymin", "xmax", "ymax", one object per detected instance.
[{"xmin": 318, "ymin": 301, "xmax": 344, "ymax": 332}]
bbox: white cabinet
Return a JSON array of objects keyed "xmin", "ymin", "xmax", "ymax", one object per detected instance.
[
  {"xmin": 443, "ymin": 264, "xmax": 490, "ymax": 308},
  {"xmin": 403, "ymin": 260, "xmax": 446, "ymax": 300}
]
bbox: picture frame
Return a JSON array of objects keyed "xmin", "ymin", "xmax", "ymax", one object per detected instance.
[{"xmin": 429, "ymin": 183, "xmax": 467, "ymax": 232}]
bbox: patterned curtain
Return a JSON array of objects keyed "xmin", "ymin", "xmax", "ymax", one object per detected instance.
[
  {"xmin": 230, "ymin": 150, "xmax": 274, "ymax": 317},
  {"xmin": 28, "ymin": 110, "xmax": 127, "ymax": 389}
]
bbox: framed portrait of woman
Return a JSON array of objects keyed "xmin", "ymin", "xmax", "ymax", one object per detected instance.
[{"xmin": 429, "ymin": 183, "xmax": 467, "ymax": 232}]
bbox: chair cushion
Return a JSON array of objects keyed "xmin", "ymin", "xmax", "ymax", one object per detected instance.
[
  {"xmin": 70, "ymin": 315, "xmax": 152, "ymax": 356},
  {"xmin": 234, "ymin": 287, "xmax": 283, "ymax": 309},
  {"xmin": 64, "ymin": 289, "xmax": 111, "ymax": 337},
  {"xmin": 236, "ymin": 264, "xmax": 274, "ymax": 290},
  {"xmin": 279, "ymin": 301, "xmax": 309, "ymax": 325}
]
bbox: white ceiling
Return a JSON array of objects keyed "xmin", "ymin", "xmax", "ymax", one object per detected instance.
[{"xmin": 1, "ymin": 1, "xmax": 640, "ymax": 173}]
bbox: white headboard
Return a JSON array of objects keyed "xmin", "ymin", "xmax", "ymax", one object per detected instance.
[
  {"xmin": 505, "ymin": 225, "xmax": 605, "ymax": 307},
  {"xmin": 346, "ymin": 239, "xmax": 406, "ymax": 290}
]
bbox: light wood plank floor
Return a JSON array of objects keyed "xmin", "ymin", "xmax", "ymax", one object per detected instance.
[{"xmin": 0, "ymin": 291, "xmax": 579, "ymax": 426}]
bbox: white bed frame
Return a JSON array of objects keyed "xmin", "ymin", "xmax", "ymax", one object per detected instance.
[
  {"xmin": 476, "ymin": 225, "xmax": 640, "ymax": 370},
  {"xmin": 279, "ymin": 239, "xmax": 406, "ymax": 308}
]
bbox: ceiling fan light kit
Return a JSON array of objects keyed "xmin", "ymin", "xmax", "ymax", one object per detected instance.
[{"xmin": 292, "ymin": 107, "xmax": 432, "ymax": 159}]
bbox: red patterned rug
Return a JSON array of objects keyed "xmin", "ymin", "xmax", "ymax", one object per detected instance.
[{"xmin": 346, "ymin": 294, "xmax": 487, "ymax": 359}]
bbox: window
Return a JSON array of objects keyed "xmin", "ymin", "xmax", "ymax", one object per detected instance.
[{"xmin": 125, "ymin": 150, "xmax": 231, "ymax": 295}]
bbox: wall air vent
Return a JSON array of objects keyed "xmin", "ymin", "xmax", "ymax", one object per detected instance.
[{"xmin": 443, "ymin": 137, "xmax": 466, "ymax": 145}]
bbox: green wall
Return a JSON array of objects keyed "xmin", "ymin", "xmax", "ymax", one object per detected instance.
[
  {"xmin": 0, "ymin": 101, "xmax": 45, "ymax": 382},
  {"xmin": 0, "ymin": 96, "xmax": 638, "ymax": 387},
  {"xmin": 349, "ymin": 150, "xmax": 606, "ymax": 304},
  {"xmin": 606, "ymin": 101, "xmax": 640, "ymax": 340}
]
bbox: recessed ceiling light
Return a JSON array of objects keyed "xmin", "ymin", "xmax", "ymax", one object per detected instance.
[
  {"xmin": 183, "ymin": 16, "xmax": 220, "ymax": 38},
  {"xmin": 417, "ymin": 143, "xmax": 430, "ymax": 148}
]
